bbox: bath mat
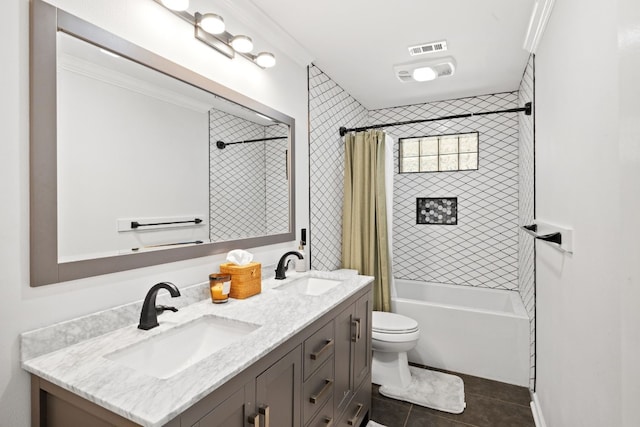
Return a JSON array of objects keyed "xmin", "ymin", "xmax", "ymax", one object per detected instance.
[
  {"xmin": 378, "ymin": 366, "xmax": 466, "ymax": 414},
  {"xmin": 366, "ymin": 422, "xmax": 386, "ymax": 427}
]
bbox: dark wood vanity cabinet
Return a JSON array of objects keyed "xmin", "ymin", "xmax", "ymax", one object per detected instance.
[
  {"xmin": 31, "ymin": 286, "xmax": 372, "ymax": 427},
  {"xmin": 333, "ymin": 292, "xmax": 372, "ymax": 427}
]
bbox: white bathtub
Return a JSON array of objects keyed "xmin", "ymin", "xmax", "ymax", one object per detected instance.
[{"xmin": 391, "ymin": 279, "xmax": 530, "ymax": 386}]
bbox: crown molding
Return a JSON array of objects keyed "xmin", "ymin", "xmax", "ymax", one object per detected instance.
[
  {"xmin": 523, "ymin": 0, "xmax": 556, "ymax": 53},
  {"xmin": 217, "ymin": 0, "xmax": 315, "ymax": 67}
]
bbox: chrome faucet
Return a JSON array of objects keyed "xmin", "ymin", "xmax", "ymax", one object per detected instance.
[
  {"xmin": 275, "ymin": 251, "xmax": 304, "ymax": 280},
  {"xmin": 138, "ymin": 282, "xmax": 181, "ymax": 330}
]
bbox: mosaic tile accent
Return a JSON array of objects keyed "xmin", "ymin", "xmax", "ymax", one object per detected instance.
[
  {"xmin": 308, "ymin": 65, "xmax": 368, "ymax": 270},
  {"xmin": 518, "ymin": 54, "xmax": 536, "ymax": 390},
  {"xmin": 417, "ymin": 198, "xmax": 458, "ymax": 225}
]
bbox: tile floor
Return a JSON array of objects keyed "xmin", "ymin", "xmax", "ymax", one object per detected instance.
[{"xmin": 369, "ymin": 365, "xmax": 535, "ymax": 427}]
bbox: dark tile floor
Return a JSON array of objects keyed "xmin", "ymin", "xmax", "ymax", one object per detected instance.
[{"xmin": 370, "ymin": 365, "xmax": 535, "ymax": 427}]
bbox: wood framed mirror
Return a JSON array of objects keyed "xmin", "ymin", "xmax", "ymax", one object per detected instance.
[{"xmin": 30, "ymin": 0, "xmax": 295, "ymax": 286}]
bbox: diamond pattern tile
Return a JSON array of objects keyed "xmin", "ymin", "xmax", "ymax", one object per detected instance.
[
  {"xmin": 209, "ymin": 110, "xmax": 288, "ymax": 241},
  {"xmin": 518, "ymin": 54, "xmax": 536, "ymax": 389},
  {"xmin": 308, "ymin": 65, "xmax": 368, "ymax": 270},
  {"xmin": 265, "ymin": 123, "xmax": 290, "ymax": 235},
  {"xmin": 369, "ymin": 93, "xmax": 520, "ymax": 290}
]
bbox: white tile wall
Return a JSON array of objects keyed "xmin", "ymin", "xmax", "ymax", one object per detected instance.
[
  {"xmin": 371, "ymin": 93, "xmax": 521, "ymax": 290},
  {"xmin": 518, "ymin": 54, "xmax": 536, "ymax": 389},
  {"xmin": 209, "ymin": 110, "xmax": 288, "ymax": 241},
  {"xmin": 308, "ymin": 65, "xmax": 368, "ymax": 270}
]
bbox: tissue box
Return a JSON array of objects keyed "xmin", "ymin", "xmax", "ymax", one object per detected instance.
[{"xmin": 219, "ymin": 262, "xmax": 261, "ymax": 299}]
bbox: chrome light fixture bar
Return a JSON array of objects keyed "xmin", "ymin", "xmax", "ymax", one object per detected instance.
[{"xmin": 154, "ymin": 0, "xmax": 276, "ymax": 68}]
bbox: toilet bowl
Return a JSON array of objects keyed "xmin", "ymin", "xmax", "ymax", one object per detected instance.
[{"xmin": 371, "ymin": 311, "xmax": 420, "ymax": 389}]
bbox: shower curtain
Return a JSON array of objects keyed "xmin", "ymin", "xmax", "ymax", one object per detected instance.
[{"xmin": 341, "ymin": 130, "xmax": 392, "ymax": 312}]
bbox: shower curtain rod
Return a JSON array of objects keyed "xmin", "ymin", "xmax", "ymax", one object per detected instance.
[
  {"xmin": 216, "ymin": 136, "xmax": 287, "ymax": 149},
  {"xmin": 338, "ymin": 102, "xmax": 532, "ymax": 137}
]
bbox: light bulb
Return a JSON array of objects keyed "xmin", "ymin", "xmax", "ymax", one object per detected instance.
[
  {"xmin": 256, "ymin": 52, "xmax": 276, "ymax": 68},
  {"xmin": 161, "ymin": 0, "xmax": 189, "ymax": 12},
  {"xmin": 412, "ymin": 66, "xmax": 438, "ymax": 82},
  {"xmin": 199, "ymin": 13, "xmax": 225, "ymax": 35},
  {"xmin": 230, "ymin": 35, "xmax": 253, "ymax": 53}
]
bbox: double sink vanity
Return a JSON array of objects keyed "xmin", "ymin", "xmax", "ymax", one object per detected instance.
[
  {"xmin": 22, "ymin": 270, "xmax": 373, "ymax": 427},
  {"xmin": 25, "ymin": 2, "xmax": 373, "ymax": 426}
]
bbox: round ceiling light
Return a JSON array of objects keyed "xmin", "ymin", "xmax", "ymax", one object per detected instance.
[
  {"xmin": 161, "ymin": 0, "xmax": 189, "ymax": 12},
  {"xmin": 412, "ymin": 66, "xmax": 438, "ymax": 82},
  {"xmin": 256, "ymin": 52, "xmax": 276, "ymax": 68},
  {"xmin": 230, "ymin": 35, "xmax": 253, "ymax": 53},
  {"xmin": 199, "ymin": 13, "xmax": 225, "ymax": 35}
]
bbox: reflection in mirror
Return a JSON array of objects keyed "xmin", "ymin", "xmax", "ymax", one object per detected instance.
[
  {"xmin": 209, "ymin": 113, "xmax": 289, "ymax": 242},
  {"xmin": 29, "ymin": 0, "xmax": 295, "ymax": 285},
  {"xmin": 57, "ymin": 32, "xmax": 290, "ymax": 262}
]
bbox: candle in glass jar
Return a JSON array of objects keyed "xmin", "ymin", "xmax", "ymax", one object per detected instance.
[{"xmin": 209, "ymin": 273, "xmax": 231, "ymax": 303}]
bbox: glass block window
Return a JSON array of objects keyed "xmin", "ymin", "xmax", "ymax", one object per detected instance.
[{"xmin": 399, "ymin": 132, "xmax": 479, "ymax": 173}]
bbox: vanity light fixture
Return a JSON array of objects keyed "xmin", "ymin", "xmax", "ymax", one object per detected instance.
[
  {"xmin": 256, "ymin": 52, "xmax": 276, "ymax": 68},
  {"xmin": 153, "ymin": 0, "xmax": 276, "ymax": 69},
  {"xmin": 230, "ymin": 35, "xmax": 253, "ymax": 53},
  {"xmin": 197, "ymin": 13, "xmax": 225, "ymax": 35}
]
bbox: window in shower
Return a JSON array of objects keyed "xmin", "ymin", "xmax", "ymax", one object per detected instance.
[{"xmin": 399, "ymin": 131, "xmax": 479, "ymax": 173}]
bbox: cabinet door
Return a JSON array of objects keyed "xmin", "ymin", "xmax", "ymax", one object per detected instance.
[
  {"xmin": 352, "ymin": 292, "xmax": 372, "ymax": 388},
  {"xmin": 333, "ymin": 304, "xmax": 355, "ymax": 415},
  {"xmin": 196, "ymin": 385, "xmax": 251, "ymax": 427},
  {"xmin": 256, "ymin": 345, "xmax": 302, "ymax": 427}
]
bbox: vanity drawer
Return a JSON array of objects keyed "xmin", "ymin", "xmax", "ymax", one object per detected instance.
[
  {"xmin": 303, "ymin": 356, "xmax": 335, "ymax": 425},
  {"xmin": 303, "ymin": 320, "xmax": 335, "ymax": 380},
  {"xmin": 336, "ymin": 374, "xmax": 371, "ymax": 427},
  {"xmin": 306, "ymin": 396, "xmax": 334, "ymax": 427}
]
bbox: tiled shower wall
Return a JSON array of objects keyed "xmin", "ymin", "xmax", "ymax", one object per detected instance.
[
  {"xmin": 372, "ymin": 93, "xmax": 520, "ymax": 290},
  {"xmin": 308, "ymin": 64, "xmax": 368, "ymax": 270},
  {"xmin": 209, "ymin": 110, "xmax": 288, "ymax": 241},
  {"xmin": 518, "ymin": 54, "xmax": 536, "ymax": 389},
  {"xmin": 308, "ymin": 64, "xmax": 536, "ymax": 389}
]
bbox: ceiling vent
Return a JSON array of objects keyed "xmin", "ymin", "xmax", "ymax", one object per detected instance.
[
  {"xmin": 408, "ymin": 40, "xmax": 448, "ymax": 56},
  {"xmin": 394, "ymin": 57, "xmax": 456, "ymax": 83}
]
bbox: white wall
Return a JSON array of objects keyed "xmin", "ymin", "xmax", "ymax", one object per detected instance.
[
  {"xmin": 534, "ymin": 0, "xmax": 640, "ymax": 425},
  {"xmin": 0, "ymin": 0, "xmax": 309, "ymax": 425}
]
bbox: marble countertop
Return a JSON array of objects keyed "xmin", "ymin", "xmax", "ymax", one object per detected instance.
[{"xmin": 21, "ymin": 270, "xmax": 373, "ymax": 427}]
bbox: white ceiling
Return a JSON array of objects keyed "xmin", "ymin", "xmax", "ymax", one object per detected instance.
[{"xmin": 247, "ymin": 0, "xmax": 536, "ymax": 110}]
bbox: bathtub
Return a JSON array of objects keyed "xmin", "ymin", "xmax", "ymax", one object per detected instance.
[{"xmin": 391, "ymin": 279, "xmax": 530, "ymax": 386}]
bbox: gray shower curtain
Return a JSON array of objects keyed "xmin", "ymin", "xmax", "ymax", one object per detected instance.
[{"xmin": 341, "ymin": 130, "xmax": 391, "ymax": 312}]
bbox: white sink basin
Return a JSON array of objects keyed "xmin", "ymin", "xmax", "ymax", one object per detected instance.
[
  {"xmin": 275, "ymin": 277, "xmax": 342, "ymax": 296},
  {"xmin": 106, "ymin": 315, "xmax": 260, "ymax": 379}
]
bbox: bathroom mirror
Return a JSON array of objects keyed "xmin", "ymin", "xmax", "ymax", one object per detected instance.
[{"xmin": 30, "ymin": 0, "xmax": 295, "ymax": 286}]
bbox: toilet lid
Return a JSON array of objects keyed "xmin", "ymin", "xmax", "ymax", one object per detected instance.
[{"xmin": 372, "ymin": 311, "xmax": 419, "ymax": 334}]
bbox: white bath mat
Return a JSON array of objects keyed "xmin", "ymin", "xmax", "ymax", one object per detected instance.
[
  {"xmin": 366, "ymin": 422, "xmax": 386, "ymax": 427},
  {"xmin": 378, "ymin": 366, "xmax": 466, "ymax": 414}
]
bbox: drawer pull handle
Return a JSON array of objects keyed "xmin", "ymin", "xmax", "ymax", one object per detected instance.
[
  {"xmin": 324, "ymin": 417, "xmax": 334, "ymax": 426},
  {"xmin": 248, "ymin": 412, "xmax": 260, "ymax": 427},
  {"xmin": 259, "ymin": 405, "xmax": 270, "ymax": 427},
  {"xmin": 310, "ymin": 378, "xmax": 334, "ymax": 404},
  {"xmin": 347, "ymin": 403, "xmax": 364, "ymax": 425},
  {"xmin": 310, "ymin": 339, "xmax": 334, "ymax": 360},
  {"xmin": 352, "ymin": 318, "xmax": 361, "ymax": 342}
]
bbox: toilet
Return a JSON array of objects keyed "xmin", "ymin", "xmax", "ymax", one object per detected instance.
[{"xmin": 371, "ymin": 311, "xmax": 420, "ymax": 389}]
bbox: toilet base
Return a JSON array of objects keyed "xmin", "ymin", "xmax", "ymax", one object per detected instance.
[{"xmin": 372, "ymin": 350, "xmax": 412, "ymax": 389}]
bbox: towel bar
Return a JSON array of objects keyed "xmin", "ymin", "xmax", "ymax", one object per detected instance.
[{"xmin": 521, "ymin": 221, "xmax": 573, "ymax": 253}]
